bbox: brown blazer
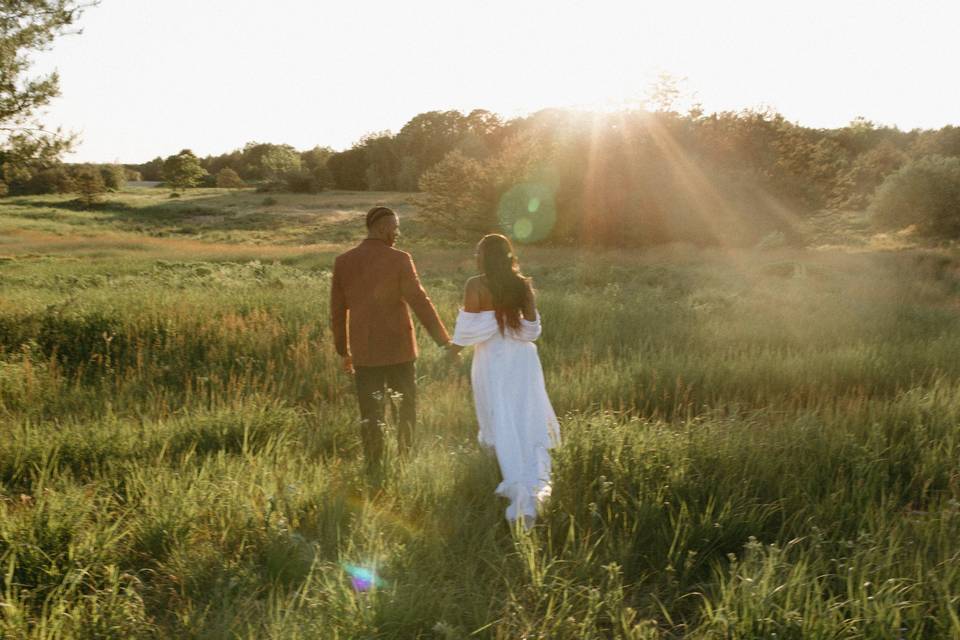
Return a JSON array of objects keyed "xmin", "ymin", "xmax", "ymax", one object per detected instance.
[{"xmin": 330, "ymin": 239, "xmax": 450, "ymax": 367}]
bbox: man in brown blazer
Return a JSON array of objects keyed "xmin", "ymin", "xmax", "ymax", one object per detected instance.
[{"xmin": 330, "ymin": 206, "xmax": 453, "ymax": 469}]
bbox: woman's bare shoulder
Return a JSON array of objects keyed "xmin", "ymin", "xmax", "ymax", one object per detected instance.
[{"xmin": 463, "ymin": 275, "xmax": 492, "ymax": 312}]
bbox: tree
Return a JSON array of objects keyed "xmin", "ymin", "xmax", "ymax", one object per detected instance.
[
  {"xmin": 259, "ymin": 145, "xmax": 301, "ymax": 185},
  {"xmin": 73, "ymin": 163, "xmax": 105, "ymax": 207},
  {"xmin": 870, "ymin": 155, "xmax": 960, "ymax": 237},
  {"xmin": 301, "ymin": 145, "xmax": 335, "ymax": 189},
  {"xmin": 415, "ymin": 150, "xmax": 494, "ymax": 236},
  {"xmin": 358, "ymin": 132, "xmax": 399, "ymax": 191},
  {"xmin": 163, "ymin": 149, "xmax": 207, "ymax": 191},
  {"xmin": 215, "ymin": 166, "xmax": 245, "ymax": 188},
  {"xmin": 395, "ymin": 110, "xmax": 472, "ymax": 186},
  {"xmin": 99, "ymin": 163, "xmax": 126, "ymax": 191},
  {"xmin": 0, "ymin": 1, "xmax": 98, "ymax": 184},
  {"xmin": 135, "ymin": 156, "xmax": 164, "ymax": 181},
  {"xmin": 327, "ymin": 147, "xmax": 367, "ymax": 190}
]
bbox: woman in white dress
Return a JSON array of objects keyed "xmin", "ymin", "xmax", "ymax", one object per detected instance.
[{"xmin": 449, "ymin": 234, "xmax": 561, "ymax": 528}]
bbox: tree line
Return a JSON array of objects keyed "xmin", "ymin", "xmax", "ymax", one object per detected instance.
[
  {"xmin": 2, "ymin": 2, "xmax": 958, "ymax": 245},
  {"xmin": 5, "ymin": 107, "xmax": 959, "ymax": 245},
  {"xmin": 135, "ymin": 107, "xmax": 955, "ymax": 245}
]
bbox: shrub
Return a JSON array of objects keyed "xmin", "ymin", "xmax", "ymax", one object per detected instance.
[
  {"xmin": 99, "ymin": 164, "xmax": 127, "ymax": 191},
  {"xmin": 870, "ymin": 155, "xmax": 960, "ymax": 237},
  {"xmin": 27, "ymin": 165, "xmax": 75, "ymax": 194},
  {"xmin": 216, "ymin": 167, "xmax": 245, "ymax": 189},
  {"xmin": 259, "ymin": 146, "xmax": 301, "ymax": 186},
  {"xmin": 284, "ymin": 170, "xmax": 320, "ymax": 193},
  {"xmin": 832, "ymin": 142, "xmax": 907, "ymax": 209},
  {"xmin": 73, "ymin": 165, "xmax": 107, "ymax": 207},
  {"xmin": 415, "ymin": 150, "xmax": 493, "ymax": 236},
  {"xmin": 163, "ymin": 150, "xmax": 207, "ymax": 192}
]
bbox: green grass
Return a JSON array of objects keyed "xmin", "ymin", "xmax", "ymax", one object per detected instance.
[{"xmin": 1, "ymin": 188, "xmax": 959, "ymax": 638}]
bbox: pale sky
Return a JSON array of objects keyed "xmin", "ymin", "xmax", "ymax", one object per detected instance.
[{"xmin": 30, "ymin": 0, "xmax": 960, "ymax": 164}]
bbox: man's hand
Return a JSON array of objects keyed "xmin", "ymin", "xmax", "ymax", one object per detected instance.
[
  {"xmin": 341, "ymin": 355, "xmax": 355, "ymax": 375},
  {"xmin": 444, "ymin": 342, "xmax": 462, "ymax": 364}
]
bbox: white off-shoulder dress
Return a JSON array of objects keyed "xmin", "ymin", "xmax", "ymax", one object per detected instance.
[{"xmin": 452, "ymin": 310, "xmax": 561, "ymax": 525}]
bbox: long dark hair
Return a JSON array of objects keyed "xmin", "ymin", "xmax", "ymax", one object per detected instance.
[{"xmin": 478, "ymin": 234, "xmax": 528, "ymax": 333}]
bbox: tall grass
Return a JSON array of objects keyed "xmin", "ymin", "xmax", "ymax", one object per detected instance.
[{"xmin": 1, "ymin": 191, "xmax": 959, "ymax": 637}]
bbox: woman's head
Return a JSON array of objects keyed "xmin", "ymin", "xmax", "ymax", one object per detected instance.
[
  {"xmin": 477, "ymin": 234, "xmax": 517, "ymax": 274},
  {"xmin": 477, "ymin": 234, "xmax": 527, "ymax": 332}
]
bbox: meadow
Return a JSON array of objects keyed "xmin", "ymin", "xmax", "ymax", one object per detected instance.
[{"xmin": 1, "ymin": 187, "xmax": 959, "ymax": 639}]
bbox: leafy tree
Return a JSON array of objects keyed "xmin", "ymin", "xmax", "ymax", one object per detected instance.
[
  {"xmin": 415, "ymin": 150, "xmax": 494, "ymax": 236},
  {"xmin": 327, "ymin": 147, "xmax": 367, "ymax": 190},
  {"xmin": 162, "ymin": 149, "xmax": 207, "ymax": 191},
  {"xmin": 215, "ymin": 166, "xmax": 244, "ymax": 188},
  {"xmin": 73, "ymin": 163, "xmax": 105, "ymax": 207},
  {"xmin": 0, "ymin": 1, "xmax": 97, "ymax": 179},
  {"xmin": 301, "ymin": 145, "xmax": 335, "ymax": 190},
  {"xmin": 831, "ymin": 141, "xmax": 906, "ymax": 208},
  {"xmin": 870, "ymin": 155, "xmax": 960, "ymax": 237},
  {"xmin": 259, "ymin": 145, "xmax": 301, "ymax": 185},
  {"xmin": 359, "ymin": 132, "xmax": 399, "ymax": 191},
  {"xmin": 134, "ymin": 156, "xmax": 164, "ymax": 181},
  {"xmin": 910, "ymin": 125, "xmax": 960, "ymax": 159},
  {"xmin": 25, "ymin": 163, "xmax": 73, "ymax": 193},
  {"xmin": 395, "ymin": 156, "xmax": 419, "ymax": 192},
  {"xmin": 395, "ymin": 110, "xmax": 472, "ymax": 186},
  {"xmin": 99, "ymin": 163, "xmax": 126, "ymax": 191}
]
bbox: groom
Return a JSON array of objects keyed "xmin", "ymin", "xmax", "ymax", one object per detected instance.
[{"xmin": 330, "ymin": 206, "xmax": 454, "ymax": 468}]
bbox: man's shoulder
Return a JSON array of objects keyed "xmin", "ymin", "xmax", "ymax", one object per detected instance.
[
  {"xmin": 334, "ymin": 242, "xmax": 412, "ymax": 269},
  {"xmin": 388, "ymin": 246, "xmax": 413, "ymax": 261},
  {"xmin": 335, "ymin": 241, "xmax": 376, "ymax": 263}
]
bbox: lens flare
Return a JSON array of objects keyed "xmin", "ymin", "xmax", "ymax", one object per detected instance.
[
  {"xmin": 513, "ymin": 218, "xmax": 534, "ymax": 240},
  {"xmin": 497, "ymin": 183, "xmax": 556, "ymax": 244},
  {"xmin": 343, "ymin": 563, "xmax": 385, "ymax": 592}
]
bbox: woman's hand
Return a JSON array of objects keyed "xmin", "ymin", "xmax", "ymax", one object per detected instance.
[{"xmin": 444, "ymin": 342, "xmax": 463, "ymax": 364}]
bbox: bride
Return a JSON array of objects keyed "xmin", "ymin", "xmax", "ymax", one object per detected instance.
[{"xmin": 449, "ymin": 234, "xmax": 561, "ymax": 528}]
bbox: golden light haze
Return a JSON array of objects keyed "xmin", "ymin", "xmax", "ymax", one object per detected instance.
[{"xmin": 32, "ymin": 0, "xmax": 960, "ymax": 163}]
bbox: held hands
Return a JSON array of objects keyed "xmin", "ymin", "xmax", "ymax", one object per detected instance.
[
  {"xmin": 341, "ymin": 355, "xmax": 355, "ymax": 375},
  {"xmin": 444, "ymin": 341, "xmax": 463, "ymax": 365}
]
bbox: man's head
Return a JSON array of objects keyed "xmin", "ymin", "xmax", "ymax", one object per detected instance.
[{"xmin": 366, "ymin": 206, "xmax": 400, "ymax": 246}]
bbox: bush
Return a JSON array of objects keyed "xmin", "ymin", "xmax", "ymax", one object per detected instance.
[
  {"xmin": 259, "ymin": 146, "xmax": 301, "ymax": 186},
  {"xmin": 284, "ymin": 170, "xmax": 320, "ymax": 193},
  {"xmin": 832, "ymin": 142, "xmax": 907, "ymax": 209},
  {"xmin": 99, "ymin": 164, "xmax": 127, "ymax": 191},
  {"xmin": 216, "ymin": 167, "xmax": 245, "ymax": 189},
  {"xmin": 73, "ymin": 165, "xmax": 107, "ymax": 207},
  {"xmin": 870, "ymin": 155, "xmax": 960, "ymax": 237},
  {"xmin": 27, "ymin": 165, "xmax": 75, "ymax": 194},
  {"xmin": 163, "ymin": 150, "xmax": 207, "ymax": 192},
  {"xmin": 415, "ymin": 150, "xmax": 493, "ymax": 236}
]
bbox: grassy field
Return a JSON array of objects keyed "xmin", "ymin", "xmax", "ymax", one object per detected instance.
[{"xmin": 1, "ymin": 187, "xmax": 959, "ymax": 638}]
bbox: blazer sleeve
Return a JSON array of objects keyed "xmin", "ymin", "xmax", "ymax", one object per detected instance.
[
  {"xmin": 399, "ymin": 252, "xmax": 451, "ymax": 347},
  {"xmin": 330, "ymin": 258, "xmax": 349, "ymax": 357}
]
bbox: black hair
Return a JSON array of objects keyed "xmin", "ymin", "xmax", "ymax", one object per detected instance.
[{"xmin": 365, "ymin": 206, "xmax": 396, "ymax": 229}]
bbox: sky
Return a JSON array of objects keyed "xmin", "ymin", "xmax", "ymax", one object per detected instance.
[{"xmin": 29, "ymin": 0, "xmax": 960, "ymax": 164}]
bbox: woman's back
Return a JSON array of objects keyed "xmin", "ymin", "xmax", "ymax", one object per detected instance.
[{"xmin": 464, "ymin": 275, "xmax": 537, "ymax": 321}]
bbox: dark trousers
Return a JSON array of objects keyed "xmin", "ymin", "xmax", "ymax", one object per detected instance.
[{"xmin": 354, "ymin": 361, "xmax": 417, "ymax": 467}]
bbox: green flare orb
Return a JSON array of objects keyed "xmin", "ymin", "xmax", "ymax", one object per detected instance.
[{"xmin": 497, "ymin": 183, "xmax": 556, "ymax": 244}]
